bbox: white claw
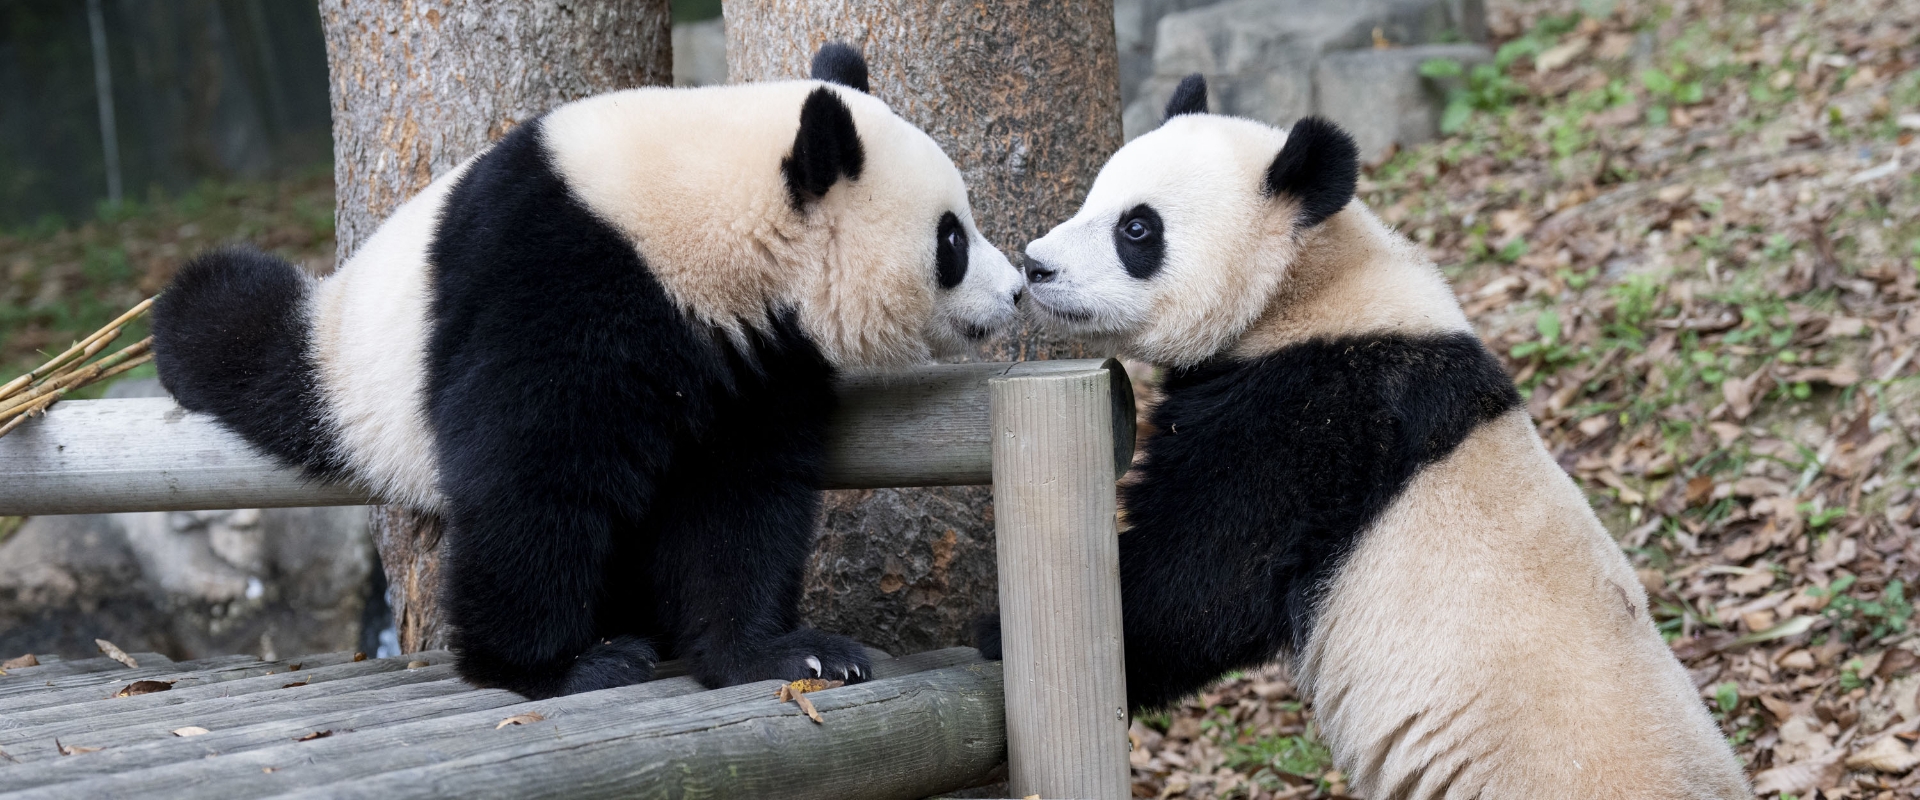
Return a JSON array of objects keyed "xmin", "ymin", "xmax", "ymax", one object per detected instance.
[{"xmin": 805, "ymin": 656, "xmax": 822, "ymax": 677}]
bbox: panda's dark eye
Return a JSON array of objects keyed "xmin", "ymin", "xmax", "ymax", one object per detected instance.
[
  {"xmin": 947, "ymin": 229, "xmax": 965, "ymax": 249},
  {"xmin": 1113, "ymin": 204, "xmax": 1165, "ymax": 280},
  {"xmin": 936, "ymin": 211, "xmax": 968, "ymax": 289}
]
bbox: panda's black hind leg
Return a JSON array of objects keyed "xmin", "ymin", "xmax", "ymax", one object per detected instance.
[{"xmin": 560, "ymin": 636, "xmax": 658, "ymax": 695}]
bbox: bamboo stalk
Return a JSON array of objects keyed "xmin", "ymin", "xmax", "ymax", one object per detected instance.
[
  {"xmin": 0, "ymin": 297, "xmax": 152, "ymax": 401},
  {"xmin": 0, "ymin": 298, "xmax": 156, "ymax": 440}
]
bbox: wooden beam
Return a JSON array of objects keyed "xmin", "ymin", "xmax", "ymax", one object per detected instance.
[
  {"xmin": 989, "ymin": 363, "xmax": 1131, "ymax": 799},
  {"xmin": 0, "ymin": 361, "xmax": 1133, "ymax": 516},
  {"xmin": 5, "ymin": 650, "xmax": 996, "ymax": 799}
]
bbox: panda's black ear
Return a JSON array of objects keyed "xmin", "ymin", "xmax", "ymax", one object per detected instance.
[
  {"xmin": 1264, "ymin": 116, "xmax": 1359, "ymax": 228},
  {"xmin": 1163, "ymin": 74, "xmax": 1208, "ymax": 121},
  {"xmin": 783, "ymin": 87, "xmax": 865, "ymax": 209},
  {"xmin": 810, "ymin": 42, "xmax": 870, "ymax": 94}
]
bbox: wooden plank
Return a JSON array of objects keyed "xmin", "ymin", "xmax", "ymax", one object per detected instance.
[
  {"xmin": 0, "ymin": 648, "xmax": 982, "ymax": 799},
  {"xmin": 0, "ymin": 654, "xmax": 173, "ymax": 689},
  {"xmin": 0, "ymin": 664, "xmax": 461, "ymax": 756},
  {"xmin": 989, "ymin": 362, "xmax": 1131, "ymax": 800},
  {"xmin": 0, "ymin": 361, "xmax": 1135, "ymax": 515},
  {"xmin": 0, "ymin": 656, "xmax": 275, "ymax": 705},
  {"xmin": 272, "ymin": 661, "xmax": 1007, "ymax": 800},
  {"xmin": 0, "ymin": 651, "xmax": 439, "ymax": 720},
  {"xmin": 0, "ymin": 680, "xmax": 523, "ymax": 791}
]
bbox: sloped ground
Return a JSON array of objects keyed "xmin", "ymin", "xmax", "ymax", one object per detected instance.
[{"xmin": 1127, "ymin": 0, "xmax": 1920, "ymax": 797}]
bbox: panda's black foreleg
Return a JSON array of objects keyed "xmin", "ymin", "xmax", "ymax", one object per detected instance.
[{"xmin": 646, "ymin": 337, "xmax": 870, "ymax": 689}]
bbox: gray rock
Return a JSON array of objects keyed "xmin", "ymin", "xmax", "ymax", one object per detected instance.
[
  {"xmin": 0, "ymin": 506, "xmax": 375, "ymax": 660},
  {"xmin": 672, "ymin": 19, "xmax": 727, "ymax": 87},
  {"xmin": 1122, "ymin": 0, "xmax": 1489, "ymax": 144},
  {"xmin": 1114, "ymin": 0, "xmax": 1228, "ymax": 107},
  {"xmin": 1315, "ymin": 44, "xmax": 1494, "ymax": 161}
]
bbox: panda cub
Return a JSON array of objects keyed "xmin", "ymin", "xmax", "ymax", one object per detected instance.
[
  {"xmin": 1013, "ymin": 76, "xmax": 1748, "ymax": 798},
  {"xmin": 151, "ymin": 45, "xmax": 1024, "ymax": 700}
]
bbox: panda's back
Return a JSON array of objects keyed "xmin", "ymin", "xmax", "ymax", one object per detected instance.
[{"xmin": 311, "ymin": 158, "xmax": 472, "ymax": 511}]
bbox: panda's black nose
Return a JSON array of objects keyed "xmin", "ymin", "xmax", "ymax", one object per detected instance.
[{"xmin": 1024, "ymin": 257, "xmax": 1056, "ymax": 284}]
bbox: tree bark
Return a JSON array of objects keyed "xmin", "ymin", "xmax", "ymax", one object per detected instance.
[
  {"xmin": 726, "ymin": 2, "xmax": 1123, "ymax": 654},
  {"xmin": 320, "ymin": 0, "xmax": 671, "ymax": 652}
]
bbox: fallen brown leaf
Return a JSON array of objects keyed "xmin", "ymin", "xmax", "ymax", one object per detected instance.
[
  {"xmin": 1, "ymin": 653, "xmax": 38, "ymax": 669},
  {"xmin": 352, "ymin": 652, "xmax": 367, "ymax": 662},
  {"xmin": 281, "ymin": 680, "xmax": 308, "ymax": 689},
  {"xmin": 170, "ymin": 726, "xmax": 211, "ymax": 737},
  {"xmin": 0, "ymin": 745, "xmax": 15, "ymax": 763},
  {"xmin": 1846, "ymin": 735, "xmax": 1920, "ymax": 773},
  {"xmin": 294, "ymin": 730, "xmax": 332, "ymax": 742},
  {"xmin": 1753, "ymin": 749, "xmax": 1846, "ymax": 795},
  {"xmin": 794, "ymin": 692, "xmax": 823, "ymax": 724},
  {"xmin": 406, "ymin": 660, "xmax": 428, "ymax": 669},
  {"xmin": 114, "ymin": 680, "xmax": 174, "ymax": 698},
  {"xmin": 54, "ymin": 738, "xmax": 102, "ymax": 756},
  {"xmin": 94, "ymin": 639, "xmax": 137, "ymax": 668},
  {"xmin": 495, "ymin": 712, "xmax": 546, "ymax": 729}
]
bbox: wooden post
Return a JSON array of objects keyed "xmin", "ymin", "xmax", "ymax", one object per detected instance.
[{"xmin": 990, "ymin": 360, "xmax": 1131, "ymax": 799}]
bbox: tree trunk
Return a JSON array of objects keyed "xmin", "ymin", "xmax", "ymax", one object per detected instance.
[
  {"xmin": 726, "ymin": 2, "xmax": 1124, "ymax": 654},
  {"xmin": 320, "ymin": 0, "xmax": 671, "ymax": 653}
]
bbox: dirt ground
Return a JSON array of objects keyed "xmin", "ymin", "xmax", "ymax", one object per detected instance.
[{"xmin": 1124, "ymin": 0, "xmax": 1920, "ymax": 797}]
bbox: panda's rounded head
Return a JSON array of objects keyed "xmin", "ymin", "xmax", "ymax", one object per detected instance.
[
  {"xmin": 781, "ymin": 48, "xmax": 1025, "ymax": 364},
  {"xmin": 1021, "ymin": 75, "xmax": 1361, "ymax": 367},
  {"xmin": 542, "ymin": 44, "xmax": 1023, "ymax": 368}
]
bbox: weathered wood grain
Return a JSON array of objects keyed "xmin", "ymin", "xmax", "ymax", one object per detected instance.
[
  {"xmin": 990, "ymin": 364, "xmax": 1131, "ymax": 799},
  {"xmin": 0, "ymin": 656, "xmax": 290, "ymax": 707},
  {"xmin": 1, "ymin": 648, "xmax": 982, "ymax": 799},
  {"xmin": 0, "ymin": 654, "xmax": 173, "ymax": 691},
  {"xmin": 271, "ymin": 662, "xmax": 1007, "ymax": 800},
  {"xmin": 0, "ymin": 681, "xmax": 523, "ymax": 790},
  {"xmin": 0, "ymin": 363, "xmax": 1133, "ymax": 516},
  {"xmin": 0, "ymin": 664, "xmax": 459, "ymax": 755},
  {"xmin": 0, "ymin": 652, "xmax": 442, "ymax": 722}
]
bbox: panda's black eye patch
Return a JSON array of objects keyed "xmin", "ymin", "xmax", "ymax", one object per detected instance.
[
  {"xmin": 1114, "ymin": 204, "xmax": 1165, "ymax": 280},
  {"xmin": 936, "ymin": 211, "xmax": 969, "ymax": 289}
]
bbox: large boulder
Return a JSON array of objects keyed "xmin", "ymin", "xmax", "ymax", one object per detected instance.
[{"xmin": 1123, "ymin": 0, "xmax": 1489, "ymax": 161}]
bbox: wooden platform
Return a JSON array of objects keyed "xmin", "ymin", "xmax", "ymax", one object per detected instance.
[{"xmin": 0, "ymin": 647, "xmax": 1005, "ymax": 799}]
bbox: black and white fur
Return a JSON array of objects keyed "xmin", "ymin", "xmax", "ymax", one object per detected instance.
[
  {"xmin": 995, "ymin": 75, "xmax": 1747, "ymax": 798},
  {"xmin": 153, "ymin": 46, "xmax": 1023, "ymax": 700}
]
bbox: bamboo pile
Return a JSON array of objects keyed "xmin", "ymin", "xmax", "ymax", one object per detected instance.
[{"xmin": 0, "ymin": 297, "xmax": 155, "ymax": 438}]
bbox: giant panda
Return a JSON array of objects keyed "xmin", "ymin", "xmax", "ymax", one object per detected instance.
[
  {"xmin": 998, "ymin": 75, "xmax": 1748, "ymax": 798},
  {"xmin": 151, "ymin": 45, "xmax": 1025, "ymax": 700}
]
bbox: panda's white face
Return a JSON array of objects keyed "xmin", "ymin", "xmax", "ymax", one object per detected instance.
[
  {"xmin": 1023, "ymin": 115, "xmax": 1304, "ymax": 367},
  {"xmin": 818, "ymin": 113, "xmax": 1021, "ymax": 361},
  {"xmin": 540, "ymin": 82, "xmax": 1021, "ymax": 368}
]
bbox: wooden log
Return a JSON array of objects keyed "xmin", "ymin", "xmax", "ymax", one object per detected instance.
[
  {"xmin": 0, "ymin": 652, "xmax": 441, "ymax": 721},
  {"xmin": 0, "ymin": 362, "xmax": 1133, "ymax": 516},
  {"xmin": 271, "ymin": 662, "xmax": 1007, "ymax": 800},
  {"xmin": 0, "ymin": 656, "xmax": 284, "ymax": 706},
  {"xmin": 5, "ymin": 648, "xmax": 986, "ymax": 799},
  {"xmin": 989, "ymin": 362, "xmax": 1131, "ymax": 799},
  {"xmin": 0, "ymin": 663, "xmax": 458, "ymax": 754},
  {"xmin": 0, "ymin": 681, "xmax": 524, "ymax": 790},
  {"xmin": 0, "ymin": 653, "xmax": 173, "ymax": 690}
]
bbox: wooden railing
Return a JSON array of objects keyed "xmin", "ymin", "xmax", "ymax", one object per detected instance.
[{"xmin": 0, "ymin": 359, "xmax": 1136, "ymax": 799}]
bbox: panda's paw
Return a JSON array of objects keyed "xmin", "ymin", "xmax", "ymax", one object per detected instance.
[
  {"xmin": 559, "ymin": 636, "xmax": 657, "ymax": 695},
  {"xmin": 707, "ymin": 627, "xmax": 872, "ymax": 687}
]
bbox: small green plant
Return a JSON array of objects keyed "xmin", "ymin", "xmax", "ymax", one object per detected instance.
[
  {"xmin": 1712, "ymin": 681, "xmax": 1740, "ymax": 717},
  {"xmin": 1510, "ymin": 308, "xmax": 1578, "ymax": 367},
  {"xmin": 1810, "ymin": 576, "xmax": 1914, "ymax": 642},
  {"xmin": 1639, "ymin": 67, "xmax": 1706, "ymax": 126},
  {"xmin": 1224, "ymin": 731, "xmax": 1334, "ymax": 780}
]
